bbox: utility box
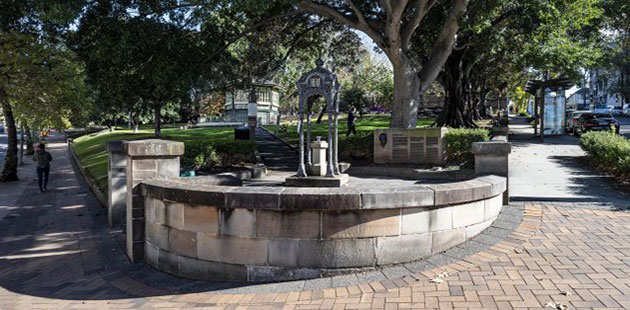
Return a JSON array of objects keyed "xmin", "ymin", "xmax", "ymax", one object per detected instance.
[
  {"xmin": 234, "ymin": 126, "xmax": 250, "ymax": 140},
  {"xmin": 373, "ymin": 128, "xmax": 448, "ymax": 165}
]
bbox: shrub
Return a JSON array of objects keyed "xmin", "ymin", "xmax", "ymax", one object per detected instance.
[
  {"xmin": 182, "ymin": 140, "xmax": 256, "ymax": 171},
  {"xmin": 579, "ymin": 131, "xmax": 630, "ymax": 177},
  {"xmin": 340, "ymin": 132, "xmax": 373, "ymax": 160},
  {"xmin": 444, "ymin": 128, "xmax": 490, "ymax": 164}
]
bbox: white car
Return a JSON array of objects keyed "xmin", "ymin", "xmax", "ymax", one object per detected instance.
[{"xmin": 623, "ymin": 104, "xmax": 630, "ymax": 117}]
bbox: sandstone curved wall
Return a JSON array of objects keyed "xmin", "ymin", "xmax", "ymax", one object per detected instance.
[{"xmin": 140, "ymin": 175, "xmax": 506, "ymax": 282}]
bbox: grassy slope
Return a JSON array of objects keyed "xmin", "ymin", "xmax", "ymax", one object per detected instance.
[
  {"xmin": 72, "ymin": 127, "xmax": 233, "ymax": 193},
  {"xmin": 265, "ymin": 114, "xmax": 435, "ymax": 143}
]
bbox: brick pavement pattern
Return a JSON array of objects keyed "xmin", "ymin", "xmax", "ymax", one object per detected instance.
[{"xmin": 1, "ymin": 140, "xmax": 630, "ymax": 309}]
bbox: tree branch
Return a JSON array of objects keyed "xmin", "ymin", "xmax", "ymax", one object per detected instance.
[
  {"xmin": 417, "ymin": 0, "xmax": 469, "ymax": 92},
  {"xmin": 401, "ymin": 0, "xmax": 437, "ymax": 51},
  {"xmin": 299, "ymin": 1, "xmax": 386, "ymax": 47}
]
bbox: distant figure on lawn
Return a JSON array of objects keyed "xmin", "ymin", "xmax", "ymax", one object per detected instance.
[
  {"xmin": 347, "ymin": 107, "xmax": 357, "ymax": 137},
  {"xmin": 33, "ymin": 143, "xmax": 52, "ymax": 193}
]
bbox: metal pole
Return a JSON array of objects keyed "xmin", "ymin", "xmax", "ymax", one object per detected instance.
[
  {"xmin": 540, "ymin": 87, "xmax": 545, "ymax": 142},
  {"xmin": 306, "ymin": 101, "xmax": 312, "ymax": 167},
  {"xmin": 326, "ymin": 96, "xmax": 335, "ymax": 177},
  {"xmin": 297, "ymin": 99, "xmax": 307, "ymax": 177},
  {"xmin": 333, "ymin": 93, "xmax": 340, "ymax": 175}
]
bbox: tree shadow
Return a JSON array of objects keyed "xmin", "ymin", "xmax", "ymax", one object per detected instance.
[{"xmin": 511, "ymin": 154, "xmax": 630, "ymax": 211}]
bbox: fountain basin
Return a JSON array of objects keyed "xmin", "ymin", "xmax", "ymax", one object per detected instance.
[{"xmin": 139, "ymin": 175, "xmax": 505, "ymax": 282}]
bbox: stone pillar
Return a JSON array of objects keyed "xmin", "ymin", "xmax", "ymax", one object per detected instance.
[
  {"xmin": 310, "ymin": 140, "xmax": 328, "ymax": 176},
  {"xmin": 123, "ymin": 139, "xmax": 185, "ymax": 262},
  {"xmin": 471, "ymin": 141, "xmax": 511, "ymax": 205},
  {"xmin": 107, "ymin": 140, "xmax": 126, "ymax": 228}
]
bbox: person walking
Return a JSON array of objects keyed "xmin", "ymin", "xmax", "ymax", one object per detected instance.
[
  {"xmin": 347, "ymin": 107, "xmax": 357, "ymax": 137},
  {"xmin": 33, "ymin": 143, "xmax": 52, "ymax": 193}
]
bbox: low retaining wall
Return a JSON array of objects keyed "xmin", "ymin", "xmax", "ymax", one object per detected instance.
[{"xmin": 139, "ymin": 175, "xmax": 506, "ymax": 282}]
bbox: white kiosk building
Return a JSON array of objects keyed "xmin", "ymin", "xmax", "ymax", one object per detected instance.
[{"xmin": 224, "ymin": 80, "xmax": 280, "ymax": 125}]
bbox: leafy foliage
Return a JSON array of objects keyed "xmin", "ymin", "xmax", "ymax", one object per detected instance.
[
  {"xmin": 181, "ymin": 140, "xmax": 256, "ymax": 171},
  {"xmin": 579, "ymin": 131, "xmax": 630, "ymax": 179},
  {"xmin": 444, "ymin": 128, "xmax": 490, "ymax": 165}
]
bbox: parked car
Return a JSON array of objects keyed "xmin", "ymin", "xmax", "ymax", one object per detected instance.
[
  {"xmin": 592, "ymin": 104, "xmax": 610, "ymax": 114},
  {"xmin": 623, "ymin": 104, "xmax": 630, "ymax": 117},
  {"xmin": 611, "ymin": 106, "xmax": 624, "ymax": 117},
  {"xmin": 574, "ymin": 112, "xmax": 620, "ymax": 135},
  {"xmin": 566, "ymin": 110, "xmax": 590, "ymax": 133}
]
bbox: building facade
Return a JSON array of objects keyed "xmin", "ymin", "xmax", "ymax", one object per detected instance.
[
  {"xmin": 566, "ymin": 88, "xmax": 590, "ymax": 111},
  {"xmin": 224, "ymin": 81, "xmax": 280, "ymax": 125},
  {"xmin": 588, "ymin": 68, "xmax": 626, "ymax": 109}
]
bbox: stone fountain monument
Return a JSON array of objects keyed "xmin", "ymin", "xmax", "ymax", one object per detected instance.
[{"xmin": 285, "ymin": 59, "xmax": 349, "ymax": 187}]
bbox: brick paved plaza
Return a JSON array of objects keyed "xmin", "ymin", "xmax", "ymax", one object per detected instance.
[{"xmin": 0, "ymin": 138, "xmax": 628, "ymax": 310}]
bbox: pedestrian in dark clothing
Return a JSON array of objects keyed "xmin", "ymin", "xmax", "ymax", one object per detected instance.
[
  {"xmin": 33, "ymin": 143, "xmax": 52, "ymax": 193},
  {"xmin": 347, "ymin": 108, "xmax": 357, "ymax": 137}
]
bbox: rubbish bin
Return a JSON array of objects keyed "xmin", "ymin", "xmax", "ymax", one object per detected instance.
[{"xmin": 234, "ymin": 126, "xmax": 250, "ymax": 140}]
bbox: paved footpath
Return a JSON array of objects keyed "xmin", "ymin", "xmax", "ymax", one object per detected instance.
[{"xmin": 1, "ymin": 135, "xmax": 630, "ymax": 309}]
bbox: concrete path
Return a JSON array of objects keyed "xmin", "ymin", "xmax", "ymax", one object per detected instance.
[
  {"xmin": 254, "ymin": 127, "xmax": 298, "ymax": 172},
  {"xmin": 1, "ymin": 130, "xmax": 630, "ymax": 309},
  {"xmin": 508, "ymin": 116, "xmax": 630, "ymax": 209}
]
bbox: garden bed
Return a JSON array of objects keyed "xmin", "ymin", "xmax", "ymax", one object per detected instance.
[{"xmin": 71, "ymin": 127, "xmax": 246, "ymax": 194}]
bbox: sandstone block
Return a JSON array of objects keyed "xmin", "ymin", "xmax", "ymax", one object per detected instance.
[
  {"xmin": 165, "ymin": 201, "xmax": 184, "ymax": 229},
  {"xmin": 157, "ymin": 248, "xmax": 179, "ymax": 275},
  {"xmin": 178, "ymin": 254, "xmax": 248, "ymax": 282},
  {"xmin": 376, "ymin": 233, "xmax": 431, "ymax": 265},
  {"xmin": 220, "ymin": 208, "xmax": 255, "ymax": 237},
  {"xmin": 247, "ymin": 266, "xmax": 320, "ymax": 282},
  {"xmin": 157, "ymin": 158, "xmax": 180, "ymax": 179},
  {"xmin": 169, "ymin": 228, "xmax": 197, "ymax": 258},
  {"xmin": 484, "ymin": 194, "xmax": 503, "ymax": 220},
  {"xmin": 465, "ymin": 218, "xmax": 494, "ymax": 239},
  {"xmin": 361, "ymin": 187, "xmax": 434, "ymax": 209},
  {"xmin": 123, "ymin": 139, "xmax": 185, "ymax": 157},
  {"xmin": 401, "ymin": 207, "xmax": 452, "ymax": 234},
  {"xmin": 255, "ymin": 210, "xmax": 320, "ymax": 239},
  {"xmin": 184, "ymin": 204, "xmax": 219, "ymax": 234},
  {"xmin": 297, "ymin": 238, "xmax": 376, "ymax": 268},
  {"xmin": 452, "ymin": 200, "xmax": 485, "ymax": 228},
  {"xmin": 279, "ymin": 187, "xmax": 361, "ymax": 210},
  {"xmin": 133, "ymin": 159, "xmax": 157, "ymax": 171},
  {"xmin": 226, "ymin": 187, "xmax": 282, "ymax": 209},
  {"xmin": 322, "ymin": 209, "xmax": 400, "ymax": 238},
  {"xmin": 268, "ymin": 239, "xmax": 299, "ymax": 267},
  {"xmin": 432, "ymin": 228, "xmax": 465, "ymax": 254},
  {"xmin": 145, "ymin": 220, "xmax": 169, "ymax": 250},
  {"xmin": 197, "ymin": 234, "xmax": 268, "ymax": 265}
]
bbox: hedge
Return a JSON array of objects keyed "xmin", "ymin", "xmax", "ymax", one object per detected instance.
[
  {"xmin": 340, "ymin": 131, "xmax": 374, "ymax": 161},
  {"xmin": 579, "ymin": 131, "xmax": 630, "ymax": 178},
  {"xmin": 444, "ymin": 128, "xmax": 490, "ymax": 164},
  {"xmin": 182, "ymin": 140, "xmax": 256, "ymax": 171}
]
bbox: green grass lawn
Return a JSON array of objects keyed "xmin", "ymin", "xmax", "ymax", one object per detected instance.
[
  {"xmin": 265, "ymin": 114, "xmax": 435, "ymax": 144},
  {"xmin": 72, "ymin": 127, "xmax": 234, "ymax": 194}
]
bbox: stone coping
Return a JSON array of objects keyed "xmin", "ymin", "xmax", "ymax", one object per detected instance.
[{"xmin": 140, "ymin": 175, "xmax": 505, "ymax": 210}]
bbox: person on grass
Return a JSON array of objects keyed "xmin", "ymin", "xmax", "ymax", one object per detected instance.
[
  {"xmin": 33, "ymin": 143, "xmax": 52, "ymax": 193},
  {"xmin": 347, "ymin": 107, "xmax": 357, "ymax": 137}
]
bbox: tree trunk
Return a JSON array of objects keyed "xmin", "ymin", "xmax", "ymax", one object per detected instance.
[
  {"xmin": 25, "ymin": 124, "xmax": 34, "ymax": 155},
  {"xmin": 435, "ymin": 50, "xmax": 476, "ymax": 128},
  {"xmin": 478, "ymin": 79, "xmax": 488, "ymax": 118},
  {"xmin": 390, "ymin": 58, "xmax": 420, "ymax": 129},
  {"xmin": 0, "ymin": 93, "xmax": 19, "ymax": 182},
  {"xmin": 19, "ymin": 125, "xmax": 24, "ymax": 165},
  {"xmin": 316, "ymin": 105, "xmax": 325, "ymax": 124},
  {"xmin": 154, "ymin": 104, "xmax": 162, "ymax": 138}
]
